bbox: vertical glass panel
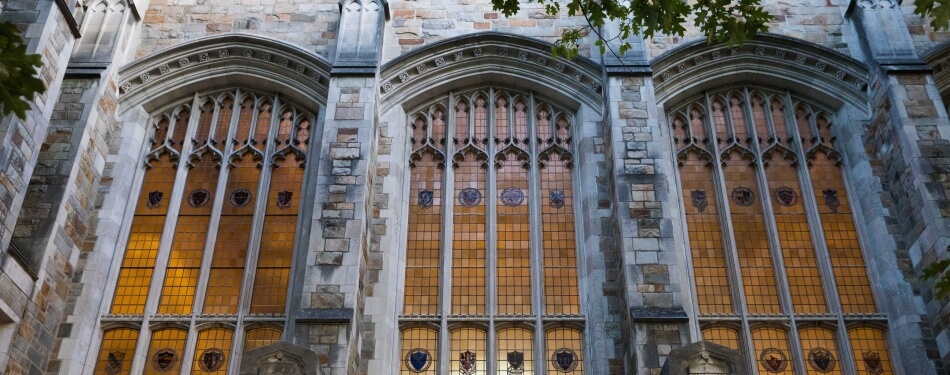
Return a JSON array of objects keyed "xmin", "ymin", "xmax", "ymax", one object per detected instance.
[
  {"xmin": 94, "ymin": 329, "xmax": 138, "ymax": 375},
  {"xmin": 689, "ymin": 107, "xmax": 707, "ymax": 142},
  {"xmin": 796, "ymin": 106, "xmax": 814, "ymax": 143},
  {"xmin": 144, "ymin": 329, "xmax": 187, "ymax": 375},
  {"xmin": 75, "ymin": 2, "xmax": 107, "ymax": 59},
  {"xmin": 456, "ymin": 99, "xmax": 470, "ymax": 141},
  {"xmin": 452, "ymin": 153, "xmax": 487, "ymax": 315},
  {"xmin": 401, "ymin": 328, "xmax": 438, "ymax": 375},
  {"xmin": 474, "ymin": 95, "xmax": 488, "ymax": 143},
  {"xmin": 450, "ymin": 328, "xmax": 487, "ymax": 375},
  {"xmin": 496, "ymin": 152, "xmax": 531, "ymax": 315},
  {"xmin": 728, "ymin": 95, "xmax": 748, "ymax": 142},
  {"xmin": 250, "ymin": 158, "xmax": 303, "ymax": 314},
  {"xmin": 545, "ymin": 328, "xmax": 584, "ymax": 374},
  {"xmin": 771, "ymin": 99, "xmax": 789, "ymax": 142},
  {"xmin": 701, "ymin": 326, "xmax": 740, "ymax": 350},
  {"xmin": 751, "ymin": 94, "xmax": 770, "ymax": 146},
  {"xmin": 93, "ymin": 1, "xmax": 124, "ymax": 60},
  {"xmin": 495, "ymin": 96, "xmax": 510, "ymax": 141},
  {"xmin": 681, "ymin": 152, "xmax": 733, "ymax": 315},
  {"xmin": 432, "ymin": 108, "xmax": 446, "ymax": 144},
  {"xmin": 816, "ymin": 115, "xmax": 833, "ymax": 144},
  {"xmin": 153, "ymin": 118, "xmax": 170, "ymax": 146},
  {"xmin": 555, "ymin": 116, "xmax": 570, "ymax": 143},
  {"xmin": 158, "ymin": 156, "xmax": 218, "ymax": 315},
  {"xmin": 253, "ymin": 101, "xmax": 273, "ymax": 142},
  {"xmin": 213, "ymin": 97, "xmax": 233, "ymax": 145},
  {"xmin": 191, "ymin": 328, "xmax": 233, "ymax": 375},
  {"xmin": 799, "ymin": 327, "xmax": 841, "ymax": 375},
  {"xmin": 497, "ymin": 328, "xmax": 534, "ymax": 375},
  {"xmin": 171, "ymin": 109, "xmax": 190, "ymax": 152},
  {"xmin": 541, "ymin": 153, "xmax": 579, "ymax": 315},
  {"xmin": 111, "ymin": 155, "xmax": 177, "ymax": 315},
  {"xmin": 235, "ymin": 97, "xmax": 255, "ymax": 142},
  {"xmin": 723, "ymin": 154, "xmax": 782, "ymax": 315},
  {"xmin": 277, "ymin": 110, "xmax": 294, "ymax": 143},
  {"xmin": 514, "ymin": 100, "xmax": 528, "ymax": 141},
  {"xmin": 809, "ymin": 152, "xmax": 877, "ymax": 313},
  {"xmin": 712, "ymin": 99, "xmax": 729, "ymax": 141},
  {"xmin": 404, "ymin": 151, "xmax": 443, "ymax": 315},
  {"xmin": 848, "ymin": 327, "xmax": 893, "ymax": 375},
  {"xmin": 765, "ymin": 157, "xmax": 827, "ymax": 314},
  {"xmin": 244, "ymin": 327, "xmax": 282, "ymax": 351},
  {"xmin": 537, "ymin": 105, "xmax": 551, "ymax": 142},
  {"xmin": 195, "ymin": 101, "xmax": 214, "ymax": 144},
  {"xmin": 751, "ymin": 327, "xmax": 794, "ymax": 375},
  {"xmin": 672, "ymin": 116, "xmax": 689, "ymax": 146}
]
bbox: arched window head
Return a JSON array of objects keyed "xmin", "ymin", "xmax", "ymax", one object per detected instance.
[{"xmin": 74, "ymin": 0, "xmax": 127, "ymax": 61}]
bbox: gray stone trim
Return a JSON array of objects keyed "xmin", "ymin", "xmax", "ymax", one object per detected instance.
[
  {"xmin": 117, "ymin": 33, "xmax": 332, "ymax": 112},
  {"xmin": 377, "ymin": 32, "xmax": 605, "ymax": 113},
  {"xmin": 650, "ymin": 34, "xmax": 870, "ymax": 110},
  {"xmin": 295, "ymin": 308, "xmax": 354, "ymax": 324},
  {"xmin": 660, "ymin": 340, "xmax": 747, "ymax": 375},
  {"xmin": 240, "ymin": 341, "xmax": 322, "ymax": 375}
]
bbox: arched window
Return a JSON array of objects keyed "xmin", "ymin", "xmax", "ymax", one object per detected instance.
[
  {"xmin": 74, "ymin": 0, "xmax": 127, "ymax": 61},
  {"xmin": 671, "ymin": 87, "xmax": 893, "ymax": 374},
  {"xmin": 400, "ymin": 89, "xmax": 584, "ymax": 374},
  {"xmin": 93, "ymin": 89, "xmax": 314, "ymax": 374}
]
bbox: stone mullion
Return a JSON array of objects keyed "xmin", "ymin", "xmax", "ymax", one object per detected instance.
[
  {"xmin": 486, "ymin": 89, "xmax": 497, "ymax": 375},
  {"xmin": 439, "ymin": 93, "xmax": 455, "ymax": 375},
  {"xmin": 741, "ymin": 89, "xmax": 805, "ymax": 375},
  {"xmin": 527, "ymin": 92, "xmax": 546, "ymax": 375},
  {"xmin": 668, "ymin": 109, "xmax": 703, "ymax": 339},
  {"xmin": 702, "ymin": 91, "xmax": 757, "ymax": 374}
]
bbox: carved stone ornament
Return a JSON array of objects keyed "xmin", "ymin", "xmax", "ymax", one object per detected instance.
[
  {"xmin": 152, "ymin": 348, "xmax": 178, "ymax": 372},
  {"xmin": 554, "ymin": 63, "xmax": 565, "ymax": 72},
  {"xmin": 121, "ymin": 82, "xmax": 133, "ymax": 93},
  {"xmin": 399, "ymin": 72, "xmax": 410, "ymax": 82},
  {"xmin": 218, "ymin": 49, "xmax": 229, "ymax": 58},
  {"xmin": 518, "ymin": 51, "xmax": 528, "ymax": 60},
  {"xmin": 731, "ymin": 187, "xmax": 755, "ymax": 206},
  {"xmin": 551, "ymin": 348, "xmax": 578, "ymax": 372},
  {"xmin": 230, "ymin": 188, "xmax": 252, "ymax": 207},
  {"xmin": 105, "ymin": 351, "xmax": 125, "ymax": 375},
  {"xmin": 460, "ymin": 350, "xmax": 477, "ymax": 375},
  {"xmin": 405, "ymin": 348, "xmax": 431, "ymax": 372},
  {"xmin": 759, "ymin": 348, "xmax": 788, "ymax": 373},
  {"xmin": 822, "ymin": 189, "xmax": 840, "ymax": 212},
  {"xmin": 755, "ymin": 47, "xmax": 766, "ymax": 55},
  {"xmin": 498, "ymin": 47, "xmax": 509, "ymax": 56},
  {"xmin": 474, "ymin": 48, "xmax": 483, "ymax": 57},
  {"xmin": 188, "ymin": 189, "xmax": 210, "ymax": 207},
  {"xmin": 140, "ymin": 73, "xmax": 151, "ymax": 83},
  {"xmin": 500, "ymin": 187, "xmax": 525, "ymax": 206},
  {"xmin": 198, "ymin": 52, "xmax": 209, "ymax": 62},
  {"xmin": 198, "ymin": 348, "xmax": 225, "ymax": 372},
  {"xmin": 455, "ymin": 51, "xmax": 464, "ymax": 61},
  {"xmin": 159, "ymin": 63, "xmax": 170, "ymax": 74},
  {"xmin": 691, "ymin": 190, "xmax": 708, "ymax": 212},
  {"xmin": 549, "ymin": 189, "xmax": 566, "ymax": 208},
  {"xmin": 808, "ymin": 347, "xmax": 835, "ymax": 373},
  {"xmin": 276, "ymin": 191, "xmax": 293, "ymax": 209},
  {"xmin": 863, "ymin": 351, "xmax": 885, "ymax": 375},
  {"xmin": 147, "ymin": 191, "xmax": 164, "ymax": 209},
  {"xmin": 507, "ymin": 351, "xmax": 525, "ymax": 374},
  {"xmin": 435, "ymin": 57, "xmax": 446, "ymax": 67},
  {"xmin": 418, "ymin": 190, "xmax": 434, "ymax": 209},
  {"xmin": 178, "ymin": 57, "xmax": 190, "ymax": 67},
  {"xmin": 458, "ymin": 188, "xmax": 482, "ymax": 207},
  {"xmin": 774, "ymin": 187, "xmax": 797, "ymax": 206}
]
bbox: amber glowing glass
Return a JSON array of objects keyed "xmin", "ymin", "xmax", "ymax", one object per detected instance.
[
  {"xmin": 401, "ymin": 328, "xmax": 439, "ymax": 375},
  {"xmin": 849, "ymin": 327, "xmax": 893, "ymax": 375},
  {"xmin": 497, "ymin": 153, "xmax": 531, "ymax": 315},
  {"xmin": 452, "ymin": 153, "xmax": 487, "ymax": 315},
  {"xmin": 701, "ymin": 326, "xmax": 740, "ymax": 350},
  {"xmin": 799, "ymin": 327, "xmax": 842, "ymax": 375},
  {"xmin": 191, "ymin": 328, "xmax": 233, "ymax": 375},
  {"xmin": 143, "ymin": 329, "xmax": 187, "ymax": 375},
  {"xmin": 450, "ymin": 328, "xmax": 487, "ymax": 375},
  {"xmin": 244, "ymin": 327, "xmax": 283, "ymax": 351},
  {"xmin": 752, "ymin": 327, "xmax": 794, "ymax": 375},
  {"xmin": 497, "ymin": 328, "xmax": 534, "ymax": 375},
  {"xmin": 94, "ymin": 329, "xmax": 139, "ymax": 375},
  {"xmin": 545, "ymin": 328, "xmax": 584, "ymax": 374}
]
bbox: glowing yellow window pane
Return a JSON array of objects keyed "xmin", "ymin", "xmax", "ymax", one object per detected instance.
[
  {"xmin": 497, "ymin": 328, "xmax": 533, "ymax": 375},
  {"xmin": 450, "ymin": 328, "xmax": 487, "ymax": 375},
  {"xmin": 191, "ymin": 328, "xmax": 233, "ymax": 375},
  {"xmin": 545, "ymin": 328, "xmax": 584, "ymax": 374},
  {"xmin": 452, "ymin": 154, "xmax": 486, "ymax": 315},
  {"xmin": 701, "ymin": 326, "xmax": 740, "ymax": 351},
  {"xmin": 848, "ymin": 327, "xmax": 893, "ymax": 375},
  {"xmin": 94, "ymin": 329, "xmax": 138, "ymax": 375},
  {"xmin": 404, "ymin": 149, "xmax": 443, "ymax": 315},
  {"xmin": 244, "ymin": 327, "xmax": 282, "ymax": 352},
  {"xmin": 401, "ymin": 328, "xmax": 438, "ymax": 375},
  {"xmin": 541, "ymin": 152, "xmax": 580, "ymax": 315},
  {"xmin": 250, "ymin": 158, "xmax": 302, "ymax": 314},
  {"xmin": 799, "ymin": 327, "xmax": 841, "ymax": 375},
  {"xmin": 497, "ymin": 153, "xmax": 531, "ymax": 316},
  {"xmin": 751, "ymin": 327, "xmax": 794, "ymax": 375},
  {"xmin": 144, "ymin": 329, "xmax": 187, "ymax": 375}
]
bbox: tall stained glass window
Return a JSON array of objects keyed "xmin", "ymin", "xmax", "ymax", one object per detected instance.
[
  {"xmin": 94, "ymin": 89, "xmax": 314, "ymax": 374},
  {"xmin": 670, "ymin": 87, "xmax": 893, "ymax": 374},
  {"xmin": 400, "ymin": 89, "xmax": 585, "ymax": 374}
]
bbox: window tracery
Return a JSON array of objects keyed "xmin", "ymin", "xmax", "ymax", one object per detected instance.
[
  {"xmin": 671, "ymin": 87, "xmax": 893, "ymax": 374},
  {"xmin": 94, "ymin": 89, "xmax": 313, "ymax": 374},
  {"xmin": 401, "ymin": 89, "xmax": 584, "ymax": 374}
]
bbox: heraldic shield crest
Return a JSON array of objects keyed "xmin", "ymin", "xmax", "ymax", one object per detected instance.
[
  {"xmin": 152, "ymin": 348, "xmax": 178, "ymax": 372},
  {"xmin": 418, "ymin": 189, "xmax": 434, "ymax": 209},
  {"xmin": 404, "ymin": 348, "xmax": 431, "ymax": 372},
  {"xmin": 460, "ymin": 350, "xmax": 477, "ymax": 375},
  {"xmin": 759, "ymin": 348, "xmax": 788, "ymax": 373},
  {"xmin": 507, "ymin": 351, "xmax": 525, "ymax": 373},
  {"xmin": 551, "ymin": 348, "xmax": 578, "ymax": 372},
  {"xmin": 105, "ymin": 351, "xmax": 124, "ymax": 375},
  {"xmin": 198, "ymin": 348, "xmax": 225, "ymax": 372}
]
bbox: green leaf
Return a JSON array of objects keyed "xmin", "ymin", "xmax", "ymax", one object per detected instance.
[{"xmin": 0, "ymin": 21, "xmax": 45, "ymax": 120}]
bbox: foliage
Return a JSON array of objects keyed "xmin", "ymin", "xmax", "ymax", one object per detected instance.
[
  {"xmin": 491, "ymin": 0, "xmax": 772, "ymax": 59},
  {"xmin": 915, "ymin": 0, "xmax": 950, "ymax": 33},
  {"xmin": 921, "ymin": 246, "xmax": 950, "ymax": 298},
  {"xmin": 0, "ymin": 21, "xmax": 44, "ymax": 120}
]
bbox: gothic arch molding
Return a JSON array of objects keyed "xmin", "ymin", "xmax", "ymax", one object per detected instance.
[
  {"xmin": 117, "ymin": 33, "xmax": 331, "ymax": 113},
  {"xmin": 651, "ymin": 34, "xmax": 870, "ymax": 112},
  {"xmin": 378, "ymin": 32, "xmax": 604, "ymax": 113}
]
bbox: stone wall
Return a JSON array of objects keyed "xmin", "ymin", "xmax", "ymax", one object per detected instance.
[{"xmin": 137, "ymin": 0, "xmax": 341, "ymax": 58}]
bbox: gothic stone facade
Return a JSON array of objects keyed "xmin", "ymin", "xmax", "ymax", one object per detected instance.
[{"xmin": 1, "ymin": 0, "xmax": 950, "ymax": 374}]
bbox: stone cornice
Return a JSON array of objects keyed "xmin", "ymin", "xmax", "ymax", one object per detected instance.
[
  {"xmin": 651, "ymin": 34, "xmax": 870, "ymax": 111},
  {"xmin": 378, "ymin": 32, "xmax": 604, "ymax": 113},
  {"xmin": 117, "ymin": 33, "xmax": 332, "ymax": 112}
]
